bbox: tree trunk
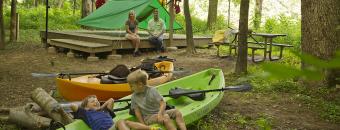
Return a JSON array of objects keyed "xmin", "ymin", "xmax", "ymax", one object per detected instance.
[
  {"xmin": 91, "ymin": 0, "xmax": 96, "ymax": 12},
  {"xmin": 168, "ymin": 0, "xmax": 175, "ymax": 47},
  {"xmin": 0, "ymin": 0, "xmax": 5, "ymax": 50},
  {"xmin": 10, "ymin": 0, "xmax": 17, "ymax": 42},
  {"xmin": 207, "ymin": 0, "xmax": 218, "ymax": 30},
  {"xmin": 73, "ymin": 0, "xmax": 76, "ymax": 15},
  {"xmin": 183, "ymin": 0, "xmax": 196, "ymax": 54},
  {"xmin": 301, "ymin": 0, "xmax": 340, "ymax": 87},
  {"xmin": 57, "ymin": 0, "xmax": 64, "ymax": 8},
  {"xmin": 81, "ymin": 0, "xmax": 92, "ymax": 18},
  {"xmin": 31, "ymin": 88, "xmax": 74, "ymax": 125},
  {"xmin": 253, "ymin": 0, "xmax": 263, "ymax": 29},
  {"xmin": 235, "ymin": 0, "xmax": 250, "ymax": 74},
  {"xmin": 34, "ymin": 0, "xmax": 39, "ymax": 7}
]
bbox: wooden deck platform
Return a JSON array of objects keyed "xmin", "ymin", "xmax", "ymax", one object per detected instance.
[{"xmin": 40, "ymin": 30, "xmax": 211, "ymax": 60}]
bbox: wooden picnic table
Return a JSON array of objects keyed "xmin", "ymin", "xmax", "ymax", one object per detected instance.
[
  {"xmin": 209, "ymin": 30, "xmax": 293, "ymax": 62},
  {"xmin": 250, "ymin": 33, "xmax": 289, "ymax": 62}
]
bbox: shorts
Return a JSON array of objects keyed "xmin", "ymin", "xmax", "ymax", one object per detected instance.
[
  {"xmin": 144, "ymin": 109, "xmax": 178, "ymax": 125},
  {"xmin": 125, "ymin": 33, "xmax": 140, "ymax": 40}
]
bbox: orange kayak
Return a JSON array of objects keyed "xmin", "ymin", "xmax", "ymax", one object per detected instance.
[{"xmin": 56, "ymin": 61, "xmax": 174, "ymax": 101}]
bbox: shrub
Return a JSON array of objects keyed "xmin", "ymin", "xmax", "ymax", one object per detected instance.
[{"xmin": 4, "ymin": 4, "xmax": 81, "ymax": 30}]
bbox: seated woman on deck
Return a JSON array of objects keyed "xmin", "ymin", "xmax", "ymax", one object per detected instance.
[
  {"xmin": 71, "ymin": 95, "xmax": 161, "ymax": 130},
  {"xmin": 125, "ymin": 10, "xmax": 141, "ymax": 57}
]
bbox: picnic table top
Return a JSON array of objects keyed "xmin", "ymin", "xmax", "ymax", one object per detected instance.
[
  {"xmin": 229, "ymin": 30, "xmax": 287, "ymax": 38},
  {"xmin": 252, "ymin": 33, "xmax": 287, "ymax": 38}
]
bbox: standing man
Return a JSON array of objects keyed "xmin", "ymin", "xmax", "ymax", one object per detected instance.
[{"xmin": 147, "ymin": 9, "xmax": 166, "ymax": 52}]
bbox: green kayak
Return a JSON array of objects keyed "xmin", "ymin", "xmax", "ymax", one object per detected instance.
[{"xmin": 60, "ymin": 68, "xmax": 225, "ymax": 129}]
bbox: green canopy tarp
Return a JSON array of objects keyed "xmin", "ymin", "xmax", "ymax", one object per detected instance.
[{"xmin": 78, "ymin": 0, "xmax": 182, "ymax": 30}]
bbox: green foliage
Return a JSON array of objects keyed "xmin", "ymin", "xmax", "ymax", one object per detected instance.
[
  {"xmin": 294, "ymin": 93, "xmax": 340, "ymax": 123},
  {"xmin": 175, "ymin": 15, "xmax": 229, "ymax": 35},
  {"xmin": 261, "ymin": 50, "xmax": 340, "ymax": 82},
  {"xmin": 243, "ymin": 51, "xmax": 340, "ymax": 122},
  {"xmin": 319, "ymin": 102, "xmax": 340, "ymax": 122},
  {"xmin": 19, "ymin": 29, "xmax": 41, "ymax": 43},
  {"xmin": 4, "ymin": 4, "xmax": 81, "ymax": 30},
  {"xmin": 3, "ymin": 8, "xmax": 11, "ymax": 29},
  {"xmin": 232, "ymin": 113, "xmax": 249, "ymax": 128},
  {"xmin": 220, "ymin": 48, "xmax": 340, "ymax": 123},
  {"xmin": 297, "ymin": 51, "xmax": 340, "ymax": 69},
  {"xmin": 231, "ymin": 0, "xmax": 241, "ymax": 5},
  {"xmin": 256, "ymin": 116, "xmax": 272, "ymax": 130},
  {"xmin": 246, "ymin": 65, "xmax": 301, "ymax": 93},
  {"xmin": 256, "ymin": 14, "xmax": 301, "ymax": 51}
]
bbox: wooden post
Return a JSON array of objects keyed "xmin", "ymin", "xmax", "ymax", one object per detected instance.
[
  {"xmin": 10, "ymin": 0, "xmax": 17, "ymax": 42},
  {"xmin": 0, "ymin": 0, "xmax": 5, "ymax": 50},
  {"xmin": 31, "ymin": 88, "xmax": 74, "ymax": 125},
  {"xmin": 44, "ymin": 0, "xmax": 49, "ymax": 48},
  {"xmin": 168, "ymin": 0, "xmax": 175, "ymax": 47},
  {"xmin": 15, "ymin": 13, "xmax": 19, "ymax": 41}
]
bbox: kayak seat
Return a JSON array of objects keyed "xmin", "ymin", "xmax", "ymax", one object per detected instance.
[
  {"xmin": 169, "ymin": 87, "xmax": 206, "ymax": 101},
  {"xmin": 100, "ymin": 75, "xmax": 127, "ymax": 84},
  {"xmin": 108, "ymin": 75, "xmax": 126, "ymax": 81},
  {"xmin": 101, "ymin": 64, "xmax": 130, "ymax": 84}
]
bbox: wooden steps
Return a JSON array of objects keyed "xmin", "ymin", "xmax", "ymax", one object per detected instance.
[
  {"xmin": 41, "ymin": 30, "xmax": 211, "ymax": 61},
  {"xmin": 50, "ymin": 39, "xmax": 112, "ymax": 53}
]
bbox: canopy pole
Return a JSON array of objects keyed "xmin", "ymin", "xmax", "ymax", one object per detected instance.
[
  {"xmin": 228, "ymin": 0, "xmax": 231, "ymax": 28},
  {"xmin": 168, "ymin": 0, "xmax": 175, "ymax": 48},
  {"xmin": 44, "ymin": 0, "xmax": 49, "ymax": 48}
]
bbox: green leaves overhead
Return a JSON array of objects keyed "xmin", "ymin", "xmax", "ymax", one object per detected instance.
[
  {"xmin": 294, "ymin": 51, "xmax": 340, "ymax": 69},
  {"xmin": 261, "ymin": 50, "xmax": 340, "ymax": 81},
  {"xmin": 262, "ymin": 63, "xmax": 302, "ymax": 79}
]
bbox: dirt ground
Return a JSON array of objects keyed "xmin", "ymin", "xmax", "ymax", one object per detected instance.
[{"xmin": 0, "ymin": 42, "xmax": 339, "ymax": 129}]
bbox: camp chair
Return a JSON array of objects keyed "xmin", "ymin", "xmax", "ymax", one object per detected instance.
[{"xmin": 208, "ymin": 29, "xmax": 238, "ymax": 57}]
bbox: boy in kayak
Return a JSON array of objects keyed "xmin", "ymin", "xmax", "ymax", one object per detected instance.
[
  {"xmin": 127, "ymin": 69, "xmax": 187, "ymax": 130},
  {"xmin": 71, "ymin": 95, "xmax": 161, "ymax": 130}
]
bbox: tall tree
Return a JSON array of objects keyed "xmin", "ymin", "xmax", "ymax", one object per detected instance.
[
  {"xmin": 81, "ymin": 0, "xmax": 92, "ymax": 18},
  {"xmin": 301, "ymin": 0, "xmax": 340, "ymax": 87},
  {"xmin": 34, "ymin": 0, "xmax": 39, "ymax": 7},
  {"xmin": 72, "ymin": 0, "xmax": 77, "ymax": 15},
  {"xmin": 235, "ymin": 0, "xmax": 250, "ymax": 74},
  {"xmin": 0, "ymin": 0, "xmax": 5, "ymax": 50},
  {"xmin": 253, "ymin": 0, "xmax": 263, "ymax": 30},
  {"xmin": 183, "ymin": 0, "xmax": 196, "ymax": 54},
  {"xmin": 10, "ymin": 0, "xmax": 17, "ymax": 42},
  {"xmin": 207, "ymin": 0, "xmax": 218, "ymax": 30}
]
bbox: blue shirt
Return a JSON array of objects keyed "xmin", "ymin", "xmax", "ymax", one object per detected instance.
[{"xmin": 75, "ymin": 108, "xmax": 115, "ymax": 130}]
